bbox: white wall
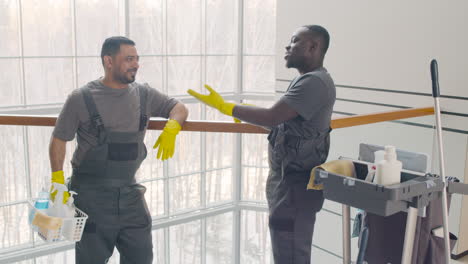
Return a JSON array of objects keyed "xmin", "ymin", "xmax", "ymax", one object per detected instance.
[
  {"xmin": 276, "ymin": 0, "xmax": 468, "ymax": 261},
  {"xmin": 276, "ymin": 0, "xmax": 468, "ymax": 97}
]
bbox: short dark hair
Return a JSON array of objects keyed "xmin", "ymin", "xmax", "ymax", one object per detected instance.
[
  {"xmin": 303, "ymin": 25, "xmax": 330, "ymax": 55},
  {"xmin": 100, "ymin": 36, "xmax": 135, "ymax": 65}
]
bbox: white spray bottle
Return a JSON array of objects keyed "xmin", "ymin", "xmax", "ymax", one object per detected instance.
[
  {"xmin": 66, "ymin": 191, "xmax": 77, "ymax": 218},
  {"xmin": 49, "ymin": 183, "xmax": 71, "ymax": 218}
]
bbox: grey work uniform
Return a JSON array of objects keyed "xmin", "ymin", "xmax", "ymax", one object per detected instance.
[
  {"xmin": 53, "ymin": 80, "xmax": 177, "ymax": 264},
  {"xmin": 267, "ymin": 67, "xmax": 335, "ymax": 264}
]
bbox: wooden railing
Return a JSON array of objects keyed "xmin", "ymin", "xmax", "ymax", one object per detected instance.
[{"xmin": 0, "ymin": 106, "xmax": 434, "ymax": 133}]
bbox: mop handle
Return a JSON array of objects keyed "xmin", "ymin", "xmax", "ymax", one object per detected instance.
[
  {"xmin": 431, "ymin": 59, "xmax": 440, "ymax": 97},
  {"xmin": 430, "ymin": 59, "xmax": 451, "ymax": 264}
]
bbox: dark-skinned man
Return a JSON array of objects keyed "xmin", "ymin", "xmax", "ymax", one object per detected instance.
[{"xmin": 188, "ymin": 25, "xmax": 335, "ymax": 264}]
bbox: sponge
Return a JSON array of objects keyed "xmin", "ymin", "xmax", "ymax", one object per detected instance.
[{"xmin": 32, "ymin": 211, "xmax": 63, "ymax": 230}]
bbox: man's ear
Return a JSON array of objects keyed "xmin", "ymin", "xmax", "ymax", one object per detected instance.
[
  {"xmin": 309, "ymin": 40, "xmax": 319, "ymax": 53},
  {"xmin": 103, "ymin": 55, "xmax": 112, "ymax": 69}
]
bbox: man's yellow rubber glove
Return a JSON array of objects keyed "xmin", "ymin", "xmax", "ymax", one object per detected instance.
[
  {"xmin": 187, "ymin": 84, "xmax": 236, "ymax": 116},
  {"xmin": 153, "ymin": 119, "xmax": 181, "ymax": 160},
  {"xmin": 50, "ymin": 170, "xmax": 70, "ymax": 204}
]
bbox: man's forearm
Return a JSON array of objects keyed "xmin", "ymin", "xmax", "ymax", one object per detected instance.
[
  {"xmin": 233, "ymin": 100, "xmax": 298, "ymax": 127},
  {"xmin": 233, "ymin": 105, "xmax": 277, "ymax": 127},
  {"xmin": 169, "ymin": 102, "xmax": 189, "ymax": 126},
  {"xmin": 49, "ymin": 136, "xmax": 67, "ymax": 172}
]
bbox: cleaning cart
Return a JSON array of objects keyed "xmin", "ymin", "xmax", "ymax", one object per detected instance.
[{"xmin": 315, "ymin": 143, "xmax": 468, "ymax": 264}]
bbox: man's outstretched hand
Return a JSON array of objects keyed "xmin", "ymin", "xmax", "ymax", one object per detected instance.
[{"xmin": 187, "ymin": 84, "xmax": 236, "ymax": 117}]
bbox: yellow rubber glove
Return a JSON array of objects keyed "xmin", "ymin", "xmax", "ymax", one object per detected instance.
[
  {"xmin": 50, "ymin": 170, "xmax": 70, "ymax": 204},
  {"xmin": 187, "ymin": 84, "xmax": 236, "ymax": 116},
  {"xmin": 153, "ymin": 119, "xmax": 181, "ymax": 160}
]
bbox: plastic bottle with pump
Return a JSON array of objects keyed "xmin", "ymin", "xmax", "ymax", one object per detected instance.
[{"xmin": 374, "ymin": 145, "xmax": 403, "ymax": 186}]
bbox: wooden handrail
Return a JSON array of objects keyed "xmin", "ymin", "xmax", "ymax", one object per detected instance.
[
  {"xmin": 0, "ymin": 106, "xmax": 434, "ymax": 134},
  {"xmin": 331, "ymin": 106, "xmax": 434, "ymax": 129}
]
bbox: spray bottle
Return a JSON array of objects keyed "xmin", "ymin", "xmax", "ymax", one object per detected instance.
[
  {"xmin": 48, "ymin": 183, "xmax": 72, "ymax": 218},
  {"xmin": 60, "ymin": 191, "xmax": 78, "ymax": 240},
  {"xmin": 365, "ymin": 150, "xmax": 386, "ymax": 182},
  {"xmin": 66, "ymin": 191, "xmax": 77, "ymax": 217}
]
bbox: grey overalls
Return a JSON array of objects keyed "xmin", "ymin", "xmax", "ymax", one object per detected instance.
[
  {"xmin": 267, "ymin": 106, "xmax": 330, "ymax": 263},
  {"xmin": 70, "ymin": 87, "xmax": 153, "ymax": 264}
]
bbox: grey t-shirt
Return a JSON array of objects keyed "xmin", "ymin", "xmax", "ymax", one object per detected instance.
[
  {"xmin": 279, "ymin": 67, "xmax": 336, "ymax": 138},
  {"xmin": 53, "ymin": 80, "xmax": 178, "ymax": 167}
]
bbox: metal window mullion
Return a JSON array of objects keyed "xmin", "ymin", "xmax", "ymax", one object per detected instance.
[
  {"xmin": 124, "ymin": 0, "xmax": 130, "ymax": 37},
  {"xmin": 164, "ymin": 227, "xmax": 170, "ymax": 264},
  {"xmin": 17, "ymin": 0, "xmax": 26, "ymax": 107},
  {"xmin": 71, "ymin": 0, "xmax": 78, "ymax": 93},
  {"xmin": 0, "ymin": 54, "xmax": 247, "ymax": 59},
  {"xmin": 117, "ymin": 0, "xmax": 126, "ymax": 36},
  {"xmin": 17, "ymin": 0, "xmax": 36, "ymax": 254},
  {"xmin": 233, "ymin": 138, "xmax": 242, "ymax": 264},
  {"xmin": 22, "ymin": 126, "xmax": 34, "ymax": 237},
  {"xmin": 235, "ymin": 0, "xmax": 244, "ymax": 202},
  {"xmin": 163, "ymin": 160, "xmax": 170, "ymax": 261},
  {"xmin": 162, "ymin": 0, "xmax": 170, "ymax": 216},
  {"xmin": 200, "ymin": 1, "xmax": 208, "ymax": 262},
  {"xmin": 233, "ymin": 1, "xmax": 244, "ymax": 263},
  {"xmin": 200, "ymin": 0, "xmax": 207, "ymax": 211},
  {"xmin": 162, "ymin": 0, "xmax": 171, "ymax": 263},
  {"xmin": 16, "ymin": 0, "xmax": 30, "ymax": 192},
  {"xmin": 0, "ymin": 54, "xmax": 241, "ymax": 59}
]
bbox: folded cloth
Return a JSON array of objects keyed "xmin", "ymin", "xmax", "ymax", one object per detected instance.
[
  {"xmin": 32, "ymin": 211, "xmax": 63, "ymax": 230},
  {"xmin": 307, "ymin": 159, "xmax": 356, "ymax": 190}
]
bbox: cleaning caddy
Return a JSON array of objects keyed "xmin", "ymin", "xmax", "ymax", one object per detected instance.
[{"xmin": 29, "ymin": 182, "xmax": 88, "ymax": 242}]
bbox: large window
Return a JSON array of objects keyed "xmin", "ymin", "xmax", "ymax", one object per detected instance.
[{"xmin": 0, "ymin": 0, "xmax": 276, "ymax": 263}]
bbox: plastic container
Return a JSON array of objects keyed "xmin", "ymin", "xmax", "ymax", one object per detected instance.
[
  {"xmin": 374, "ymin": 145, "xmax": 403, "ymax": 186},
  {"xmin": 28, "ymin": 190, "xmax": 50, "ymax": 224}
]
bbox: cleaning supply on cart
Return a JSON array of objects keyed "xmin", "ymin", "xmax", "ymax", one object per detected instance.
[
  {"xmin": 374, "ymin": 150, "xmax": 385, "ymax": 164},
  {"xmin": 373, "ymin": 145, "xmax": 402, "ymax": 185},
  {"xmin": 308, "ymin": 159, "xmax": 356, "ymax": 190},
  {"xmin": 29, "ymin": 189, "xmax": 50, "ymax": 224},
  {"xmin": 48, "ymin": 183, "xmax": 74, "ymax": 218},
  {"xmin": 364, "ymin": 150, "xmax": 385, "ymax": 182}
]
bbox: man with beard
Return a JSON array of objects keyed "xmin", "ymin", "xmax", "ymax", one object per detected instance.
[
  {"xmin": 188, "ymin": 25, "xmax": 335, "ymax": 263},
  {"xmin": 49, "ymin": 36, "xmax": 188, "ymax": 263}
]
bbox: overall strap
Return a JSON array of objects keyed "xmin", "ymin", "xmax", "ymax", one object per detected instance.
[
  {"xmin": 81, "ymin": 87, "xmax": 106, "ymax": 143},
  {"xmin": 138, "ymin": 86, "xmax": 148, "ymax": 131}
]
